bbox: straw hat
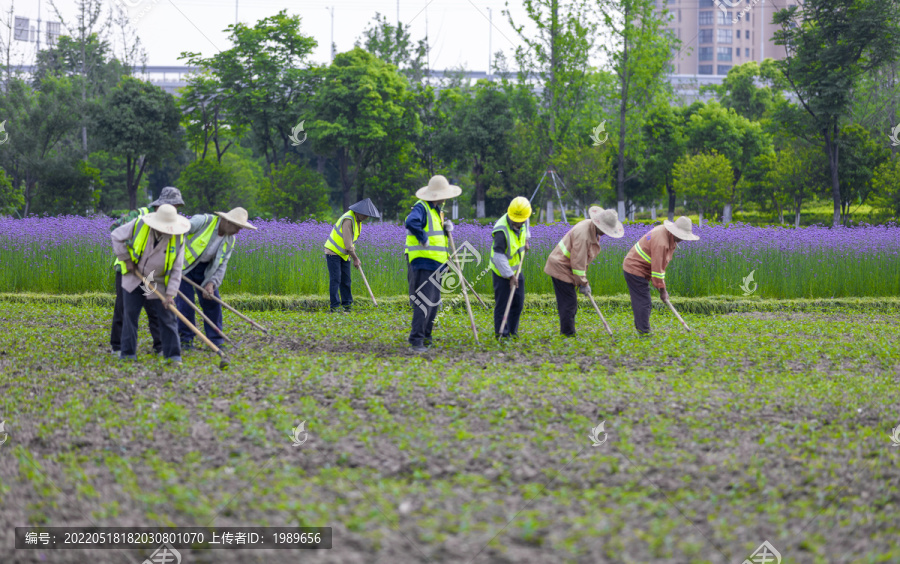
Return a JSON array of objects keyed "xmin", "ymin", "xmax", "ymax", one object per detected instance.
[
  {"xmin": 664, "ymin": 216, "xmax": 699, "ymax": 241},
  {"xmin": 415, "ymin": 175, "xmax": 462, "ymax": 201},
  {"xmin": 215, "ymin": 207, "xmax": 257, "ymax": 230},
  {"xmin": 589, "ymin": 206, "xmax": 624, "ymax": 238},
  {"xmin": 143, "ymin": 204, "xmax": 191, "ymax": 235},
  {"xmin": 150, "ymin": 186, "xmax": 184, "ymax": 208}
]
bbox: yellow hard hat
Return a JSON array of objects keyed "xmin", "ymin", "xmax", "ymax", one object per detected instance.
[{"xmin": 507, "ymin": 196, "xmax": 532, "ymax": 223}]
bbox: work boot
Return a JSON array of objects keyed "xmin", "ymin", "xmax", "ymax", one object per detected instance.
[
  {"xmin": 167, "ymin": 356, "xmax": 183, "ymax": 366},
  {"xmin": 409, "ymin": 345, "xmax": 428, "ymax": 353},
  {"xmin": 118, "ymin": 352, "xmax": 136, "ymax": 361}
]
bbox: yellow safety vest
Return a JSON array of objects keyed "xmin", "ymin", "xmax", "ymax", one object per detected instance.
[
  {"xmin": 405, "ymin": 200, "xmax": 448, "ymax": 263},
  {"xmin": 323, "ymin": 211, "xmax": 361, "ymax": 260},
  {"xmin": 184, "ymin": 215, "xmax": 233, "ymax": 269},
  {"xmin": 114, "ymin": 218, "xmax": 182, "ymax": 288},
  {"xmin": 112, "ymin": 207, "xmax": 151, "ymax": 273},
  {"xmin": 490, "ymin": 214, "xmax": 529, "ymax": 276}
]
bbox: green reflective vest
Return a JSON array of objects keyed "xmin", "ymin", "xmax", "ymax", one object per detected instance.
[
  {"xmin": 490, "ymin": 214, "xmax": 529, "ymax": 276},
  {"xmin": 115, "ymin": 218, "xmax": 182, "ymax": 288},
  {"xmin": 405, "ymin": 200, "xmax": 448, "ymax": 263},
  {"xmin": 184, "ymin": 215, "xmax": 233, "ymax": 269},
  {"xmin": 323, "ymin": 211, "xmax": 361, "ymax": 260},
  {"xmin": 112, "ymin": 207, "xmax": 152, "ymax": 272}
]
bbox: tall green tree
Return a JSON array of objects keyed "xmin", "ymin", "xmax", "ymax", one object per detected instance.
[
  {"xmin": 773, "ymin": 0, "xmax": 900, "ymax": 226},
  {"xmin": 871, "ymin": 156, "xmax": 900, "ymax": 217},
  {"xmin": 93, "ymin": 77, "xmax": 181, "ymax": 209},
  {"xmin": 684, "ymin": 102, "xmax": 771, "ymax": 223},
  {"xmin": 835, "ymin": 123, "xmax": 890, "ymax": 221},
  {"xmin": 642, "ymin": 104, "xmax": 686, "ymax": 220},
  {"xmin": 357, "ymin": 13, "xmax": 428, "ymax": 83},
  {"xmin": 673, "ymin": 151, "xmax": 732, "ymax": 225},
  {"xmin": 182, "ymin": 11, "xmax": 319, "ymax": 168},
  {"xmin": 178, "ymin": 71, "xmax": 246, "ymax": 164},
  {"xmin": 702, "ymin": 60, "xmax": 788, "ymax": 123},
  {"xmin": 597, "ymin": 0, "xmax": 676, "ymax": 220},
  {"xmin": 435, "ymin": 81, "xmax": 513, "ymax": 218},
  {"xmin": 0, "ymin": 76, "xmax": 82, "ymax": 215},
  {"xmin": 311, "ymin": 47, "xmax": 419, "ymax": 209}
]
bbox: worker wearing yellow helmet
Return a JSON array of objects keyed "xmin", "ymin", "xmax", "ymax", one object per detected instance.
[{"xmin": 490, "ymin": 197, "xmax": 532, "ymax": 338}]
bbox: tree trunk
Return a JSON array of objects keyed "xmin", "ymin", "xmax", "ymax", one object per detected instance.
[
  {"xmin": 667, "ymin": 182, "xmax": 676, "ymax": 221},
  {"xmin": 339, "ymin": 149, "xmax": 355, "ymax": 209},
  {"xmin": 547, "ymin": 199, "xmax": 554, "ymax": 223},
  {"xmin": 698, "ymin": 210, "xmax": 703, "ymax": 227},
  {"xmin": 650, "ymin": 206, "xmax": 657, "ymax": 220},
  {"xmin": 722, "ymin": 203, "xmax": 732, "ymax": 223},
  {"xmin": 823, "ymin": 123, "xmax": 841, "ymax": 227},
  {"xmin": 473, "ymin": 158, "xmax": 485, "ymax": 218},
  {"xmin": 794, "ymin": 206, "xmax": 801, "ymax": 229}
]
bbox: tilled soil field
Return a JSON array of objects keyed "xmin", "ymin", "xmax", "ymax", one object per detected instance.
[{"xmin": 1, "ymin": 299, "xmax": 899, "ymax": 564}]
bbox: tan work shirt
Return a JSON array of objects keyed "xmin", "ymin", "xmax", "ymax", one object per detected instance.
[
  {"xmin": 543, "ymin": 219, "xmax": 602, "ymax": 286},
  {"xmin": 111, "ymin": 220, "xmax": 185, "ymax": 299},
  {"xmin": 623, "ymin": 225, "xmax": 677, "ymax": 290}
]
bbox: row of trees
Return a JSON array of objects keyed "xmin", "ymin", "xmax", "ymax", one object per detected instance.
[{"xmin": 0, "ymin": 0, "xmax": 899, "ymax": 226}]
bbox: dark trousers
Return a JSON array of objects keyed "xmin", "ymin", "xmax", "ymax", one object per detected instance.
[
  {"xmin": 325, "ymin": 254, "xmax": 353, "ymax": 310},
  {"xmin": 408, "ymin": 264, "xmax": 442, "ymax": 347},
  {"xmin": 111, "ymin": 270, "xmax": 161, "ymax": 352},
  {"xmin": 121, "ymin": 286, "xmax": 181, "ymax": 359},
  {"xmin": 551, "ymin": 276, "xmax": 579, "ymax": 336},
  {"xmin": 176, "ymin": 263, "xmax": 224, "ymax": 346},
  {"xmin": 624, "ymin": 270, "xmax": 653, "ymax": 334},
  {"xmin": 493, "ymin": 272, "xmax": 525, "ymax": 337}
]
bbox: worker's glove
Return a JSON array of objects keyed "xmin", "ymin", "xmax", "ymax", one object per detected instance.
[
  {"xmin": 443, "ymin": 219, "xmax": 454, "ymax": 232},
  {"xmin": 659, "ymin": 288, "xmax": 670, "ymax": 302},
  {"xmin": 578, "ymin": 283, "xmax": 592, "ymax": 297}
]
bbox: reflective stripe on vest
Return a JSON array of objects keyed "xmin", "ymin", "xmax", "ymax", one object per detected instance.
[
  {"xmin": 112, "ymin": 207, "xmax": 152, "ymax": 272},
  {"xmin": 558, "ymin": 240, "xmax": 571, "ymax": 258},
  {"xmin": 323, "ymin": 211, "xmax": 361, "ymax": 260},
  {"xmin": 120, "ymin": 219, "xmax": 181, "ymax": 288},
  {"xmin": 633, "ymin": 242, "xmax": 665, "ymax": 279},
  {"xmin": 185, "ymin": 216, "xmax": 219, "ymax": 267},
  {"xmin": 490, "ymin": 214, "xmax": 528, "ymax": 276},
  {"xmin": 405, "ymin": 200, "xmax": 448, "ymax": 263}
]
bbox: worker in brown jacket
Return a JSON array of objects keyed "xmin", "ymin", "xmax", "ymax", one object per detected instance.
[
  {"xmin": 544, "ymin": 206, "xmax": 624, "ymax": 336},
  {"xmin": 622, "ymin": 216, "xmax": 699, "ymax": 334}
]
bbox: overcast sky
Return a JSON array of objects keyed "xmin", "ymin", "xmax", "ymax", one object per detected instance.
[{"xmin": 7, "ymin": 0, "xmax": 541, "ymax": 70}]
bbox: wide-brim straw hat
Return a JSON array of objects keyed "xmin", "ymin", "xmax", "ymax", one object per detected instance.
[
  {"xmin": 150, "ymin": 186, "xmax": 184, "ymax": 208},
  {"xmin": 415, "ymin": 175, "xmax": 462, "ymax": 201},
  {"xmin": 589, "ymin": 206, "xmax": 625, "ymax": 238},
  {"xmin": 664, "ymin": 216, "xmax": 699, "ymax": 241},
  {"xmin": 143, "ymin": 204, "xmax": 191, "ymax": 235},
  {"xmin": 349, "ymin": 198, "xmax": 381, "ymax": 219},
  {"xmin": 215, "ymin": 207, "xmax": 257, "ymax": 230}
]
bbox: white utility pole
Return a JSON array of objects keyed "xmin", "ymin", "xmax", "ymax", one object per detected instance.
[
  {"xmin": 328, "ymin": 6, "xmax": 335, "ymax": 61},
  {"xmin": 487, "ymin": 7, "xmax": 492, "ymax": 80},
  {"xmin": 36, "ymin": 0, "xmax": 42, "ymax": 53},
  {"xmin": 759, "ymin": 0, "xmax": 764, "ymax": 62},
  {"xmin": 235, "ymin": 0, "xmax": 238, "ymax": 26},
  {"xmin": 397, "ymin": 0, "xmax": 400, "ymax": 26}
]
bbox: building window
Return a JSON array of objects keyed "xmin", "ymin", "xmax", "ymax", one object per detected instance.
[
  {"xmin": 699, "ymin": 0, "xmax": 714, "ymax": 6},
  {"xmin": 718, "ymin": 29, "xmax": 733, "ymax": 43},
  {"xmin": 679, "ymin": 9, "xmax": 682, "ymax": 22},
  {"xmin": 717, "ymin": 47, "xmax": 732, "ymax": 61},
  {"xmin": 736, "ymin": 30, "xmax": 740, "ymax": 39},
  {"xmin": 699, "ymin": 29, "xmax": 713, "ymax": 44},
  {"xmin": 745, "ymin": 48, "xmax": 750, "ymax": 57},
  {"xmin": 699, "ymin": 65, "xmax": 714, "ymax": 75},
  {"xmin": 718, "ymin": 65, "xmax": 732, "ymax": 75},
  {"xmin": 717, "ymin": 11, "xmax": 733, "ymax": 25},
  {"xmin": 698, "ymin": 47, "xmax": 714, "ymax": 61},
  {"xmin": 699, "ymin": 11, "xmax": 713, "ymax": 25}
]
